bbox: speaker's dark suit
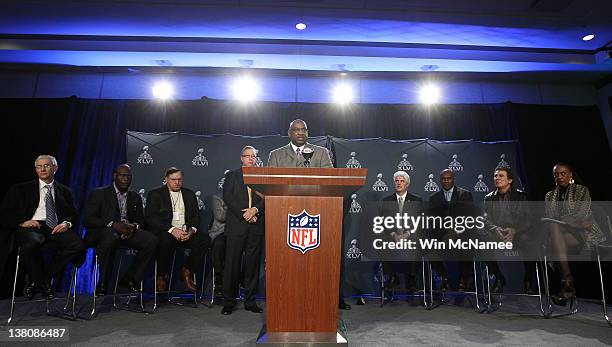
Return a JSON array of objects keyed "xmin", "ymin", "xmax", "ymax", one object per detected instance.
[
  {"xmin": 380, "ymin": 192, "xmax": 423, "ymax": 288},
  {"xmin": 428, "ymin": 186, "xmax": 475, "ymax": 279},
  {"xmin": 145, "ymin": 186, "xmax": 209, "ymax": 275},
  {"xmin": 222, "ymin": 167, "xmax": 264, "ymax": 307},
  {"xmin": 84, "ymin": 185, "xmax": 157, "ymax": 285},
  {"xmin": 1, "ymin": 180, "xmax": 85, "ymax": 286}
]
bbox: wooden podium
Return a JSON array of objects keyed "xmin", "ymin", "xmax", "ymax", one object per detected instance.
[{"xmin": 243, "ymin": 167, "xmax": 367, "ymax": 345}]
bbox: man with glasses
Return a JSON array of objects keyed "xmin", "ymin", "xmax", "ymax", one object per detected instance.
[
  {"xmin": 267, "ymin": 119, "xmax": 333, "ymax": 168},
  {"xmin": 0, "ymin": 155, "xmax": 85, "ymax": 300},
  {"xmin": 221, "ymin": 146, "xmax": 265, "ymax": 315},
  {"xmin": 267, "ymin": 119, "xmax": 352, "ymax": 310}
]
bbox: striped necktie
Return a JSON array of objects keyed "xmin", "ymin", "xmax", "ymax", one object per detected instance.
[{"xmin": 45, "ymin": 185, "xmax": 58, "ymax": 228}]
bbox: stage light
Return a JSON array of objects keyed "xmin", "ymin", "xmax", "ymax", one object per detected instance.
[
  {"xmin": 582, "ymin": 34, "xmax": 595, "ymax": 41},
  {"xmin": 332, "ymin": 83, "xmax": 354, "ymax": 104},
  {"xmin": 419, "ymin": 84, "xmax": 440, "ymax": 105},
  {"xmin": 231, "ymin": 76, "xmax": 259, "ymax": 102},
  {"xmin": 295, "ymin": 23, "xmax": 307, "ymax": 30},
  {"xmin": 152, "ymin": 81, "xmax": 174, "ymax": 100}
]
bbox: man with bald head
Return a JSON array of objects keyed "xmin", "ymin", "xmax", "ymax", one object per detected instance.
[
  {"xmin": 428, "ymin": 169, "xmax": 475, "ymax": 291},
  {"xmin": 267, "ymin": 119, "xmax": 333, "ymax": 168},
  {"xmin": 84, "ymin": 164, "xmax": 157, "ymax": 295}
]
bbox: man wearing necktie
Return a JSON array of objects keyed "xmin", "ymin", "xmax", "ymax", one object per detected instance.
[
  {"xmin": 221, "ymin": 146, "xmax": 265, "ymax": 315},
  {"xmin": 380, "ymin": 171, "xmax": 423, "ymax": 293},
  {"xmin": 267, "ymin": 119, "xmax": 333, "ymax": 168},
  {"xmin": 0, "ymin": 155, "xmax": 85, "ymax": 300},
  {"xmin": 428, "ymin": 169, "xmax": 475, "ymax": 291}
]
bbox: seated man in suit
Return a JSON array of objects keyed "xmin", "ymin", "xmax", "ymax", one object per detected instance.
[
  {"xmin": 145, "ymin": 167, "xmax": 210, "ymax": 292},
  {"xmin": 222, "ymin": 146, "xmax": 265, "ymax": 315},
  {"xmin": 428, "ymin": 169, "xmax": 475, "ymax": 291},
  {"xmin": 267, "ymin": 118, "xmax": 333, "ymax": 168},
  {"xmin": 83, "ymin": 164, "xmax": 158, "ymax": 295},
  {"xmin": 482, "ymin": 167, "xmax": 531, "ymax": 293},
  {"xmin": 380, "ymin": 171, "xmax": 423, "ymax": 293},
  {"xmin": 0, "ymin": 155, "xmax": 86, "ymax": 300}
]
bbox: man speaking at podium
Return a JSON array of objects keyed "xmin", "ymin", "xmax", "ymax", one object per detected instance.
[
  {"xmin": 267, "ymin": 119, "xmax": 333, "ymax": 168},
  {"xmin": 268, "ymin": 118, "xmax": 351, "ymax": 310}
]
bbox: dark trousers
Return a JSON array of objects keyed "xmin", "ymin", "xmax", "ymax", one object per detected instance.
[
  {"xmin": 211, "ymin": 234, "xmax": 226, "ymax": 284},
  {"xmin": 223, "ymin": 226, "xmax": 263, "ymax": 307},
  {"xmin": 15, "ymin": 226, "xmax": 86, "ymax": 287},
  {"xmin": 156, "ymin": 231, "xmax": 210, "ymax": 275},
  {"xmin": 86, "ymin": 228, "xmax": 158, "ymax": 285}
]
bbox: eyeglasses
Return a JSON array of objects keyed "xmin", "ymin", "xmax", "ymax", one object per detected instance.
[
  {"xmin": 290, "ymin": 127, "xmax": 308, "ymax": 134},
  {"xmin": 241, "ymin": 155, "xmax": 257, "ymax": 159},
  {"xmin": 35, "ymin": 164, "xmax": 54, "ymax": 170}
]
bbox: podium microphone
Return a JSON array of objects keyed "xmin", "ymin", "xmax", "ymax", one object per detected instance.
[{"xmin": 302, "ymin": 147, "xmax": 314, "ymax": 167}]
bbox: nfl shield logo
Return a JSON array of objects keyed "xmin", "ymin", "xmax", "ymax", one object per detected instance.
[{"xmin": 287, "ymin": 210, "xmax": 321, "ymax": 254}]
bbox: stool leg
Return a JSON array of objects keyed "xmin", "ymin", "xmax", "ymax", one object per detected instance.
[
  {"xmin": 90, "ymin": 253, "xmax": 98, "ymax": 319},
  {"xmin": 139, "ymin": 280, "xmax": 145, "ymax": 312},
  {"xmin": 597, "ymin": 252, "xmax": 610, "ymax": 326},
  {"xmin": 70, "ymin": 266, "xmax": 78, "ymax": 319},
  {"xmin": 113, "ymin": 254, "xmax": 124, "ymax": 309},
  {"xmin": 535, "ymin": 260, "xmax": 547, "ymax": 317},
  {"xmin": 473, "ymin": 259, "xmax": 482, "ymax": 312},
  {"xmin": 167, "ymin": 251, "xmax": 176, "ymax": 303},
  {"xmin": 7, "ymin": 249, "xmax": 20, "ymax": 325},
  {"xmin": 63, "ymin": 265, "xmax": 75, "ymax": 312},
  {"xmin": 153, "ymin": 260, "xmax": 158, "ymax": 312}
]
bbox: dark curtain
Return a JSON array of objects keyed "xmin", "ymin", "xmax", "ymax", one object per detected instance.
[{"xmin": 1, "ymin": 97, "xmax": 610, "ymax": 299}]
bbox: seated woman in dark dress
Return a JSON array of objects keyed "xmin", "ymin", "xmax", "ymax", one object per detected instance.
[{"xmin": 544, "ymin": 163, "xmax": 604, "ymax": 301}]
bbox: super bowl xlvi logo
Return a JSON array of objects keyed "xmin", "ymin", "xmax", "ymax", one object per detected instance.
[
  {"xmin": 372, "ymin": 173, "xmax": 389, "ymax": 192},
  {"xmin": 346, "ymin": 152, "xmax": 362, "ymax": 168},
  {"xmin": 474, "ymin": 174, "xmax": 489, "ymax": 193},
  {"xmin": 287, "ymin": 210, "xmax": 320, "ymax": 254},
  {"xmin": 255, "ymin": 155, "xmax": 264, "ymax": 167},
  {"xmin": 448, "ymin": 154, "xmax": 463, "ymax": 172},
  {"xmin": 397, "ymin": 154, "xmax": 414, "ymax": 171},
  {"xmin": 138, "ymin": 189, "xmax": 147, "ymax": 208},
  {"xmin": 217, "ymin": 169, "xmax": 230, "ymax": 189},
  {"xmin": 349, "ymin": 194, "xmax": 362, "ymax": 214},
  {"xmin": 424, "ymin": 173, "xmax": 440, "ymax": 192},
  {"xmin": 137, "ymin": 146, "xmax": 153, "ymax": 165},
  {"xmin": 345, "ymin": 239, "xmax": 362, "ymax": 260},
  {"xmin": 192, "ymin": 148, "xmax": 209, "ymax": 167},
  {"xmin": 497, "ymin": 153, "xmax": 510, "ymax": 169},
  {"xmin": 195, "ymin": 191, "xmax": 205, "ymax": 211}
]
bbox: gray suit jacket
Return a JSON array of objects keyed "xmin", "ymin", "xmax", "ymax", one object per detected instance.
[{"xmin": 267, "ymin": 143, "xmax": 333, "ymax": 168}]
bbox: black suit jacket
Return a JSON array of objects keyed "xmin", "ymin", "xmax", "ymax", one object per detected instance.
[
  {"xmin": 428, "ymin": 186, "xmax": 475, "ymax": 218},
  {"xmin": 83, "ymin": 185, "xmax": 145, "ymax": 234},
  {"xmin": 380, "ymin": 192, "xmax": 423, "ymax": 238},
  {"xmin": 1, "ymin": 179, "xmax": 77, "ymax": 230},
  {"xmin": 482, "ymin": 187, "xmax": 531, "ymax": 236},
  {"xmin": 144, "ymin": 186, "xmax": 199, "ymax": 235},
  {"xmin": 223, "ymin": 168, "xmax": 264, "ymax": 236}
]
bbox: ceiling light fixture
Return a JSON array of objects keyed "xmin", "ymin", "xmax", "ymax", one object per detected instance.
[
  {"xmin": 295, "ymin": 23, "xmax": 307, "ymax": 30},
  {"xmin": 582, "ymin": 34, "xmax": 595, "ymax": 41}
]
